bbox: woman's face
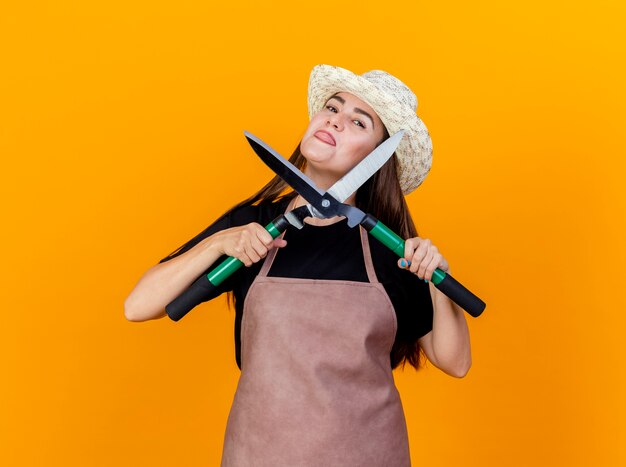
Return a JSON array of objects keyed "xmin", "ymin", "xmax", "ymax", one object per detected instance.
[{"xmin": 300, "ymin": 92, "xmax": 386, "ymax": 182}]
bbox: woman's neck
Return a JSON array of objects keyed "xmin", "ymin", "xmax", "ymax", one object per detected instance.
[
  {"xmin": 302, "ymin": 165, "xmax": 339, "ymax": 193},
  {"xmin": 292, "ymin": 165, "xmax": 356, "ymax": 226}
]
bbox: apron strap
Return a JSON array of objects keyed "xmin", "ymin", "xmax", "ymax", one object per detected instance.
[
  {"xmin": 359, "ymin": 226, "xmax": 379, "ymax": 284},
  {"xmin": 258, "ymin": 196, "xmax": 298, "ymax": 277},
  {"xmin": 258, "ymin": 196, "xmax": 379, "ymax": 284}
]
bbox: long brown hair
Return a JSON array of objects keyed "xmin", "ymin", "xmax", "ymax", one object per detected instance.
[{"xmin": 223, "ymin": 140, "xmax": 428, "ymax": 371}]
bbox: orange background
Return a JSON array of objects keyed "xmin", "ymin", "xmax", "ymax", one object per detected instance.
[{"xmin": 1, "ymin": 1, "xmax": 625, "ymax": 465}]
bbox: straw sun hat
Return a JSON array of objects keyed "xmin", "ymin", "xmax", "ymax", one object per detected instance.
[{"xmin": 307, "ymin": 64, "xmax": 433, "ymax": 195}]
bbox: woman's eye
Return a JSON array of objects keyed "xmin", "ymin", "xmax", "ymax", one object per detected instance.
[
  {"xmin": 325, "ymin": 105, "xmax": 337, "ymax": 113},
  {"xmin": 354, "ymin": 119, "xmax": 366, "ymax": 129}
]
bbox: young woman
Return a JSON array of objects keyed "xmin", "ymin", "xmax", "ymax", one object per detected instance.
[{"xmin": 125, "ymin": 64, "xmax": 472, "ymax": 466}]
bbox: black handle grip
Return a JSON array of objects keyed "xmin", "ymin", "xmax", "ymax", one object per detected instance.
[
  {"xmin": 165, "ymin": 213, "xmax": 294, "ymax": 321},
  {"xmin": 166, "ymin": 273, "xmax": 218, "ymax": 322},
  {"xmin": 435, "ymin": 273, "xmax": 485, "ymax": 317},
  {"xmin": 362, "ymin": 214, "xmax": 486, "ymax": 317}
]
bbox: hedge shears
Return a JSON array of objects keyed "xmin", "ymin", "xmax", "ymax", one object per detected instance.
[{"xmin": 167, "ymin": 131, "xmax": 486, "ymax": 320}]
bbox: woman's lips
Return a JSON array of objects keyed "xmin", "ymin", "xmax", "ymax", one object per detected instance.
[{"xmin": 314, "ymin": 130, "xmax": 336, "ymax": 146}]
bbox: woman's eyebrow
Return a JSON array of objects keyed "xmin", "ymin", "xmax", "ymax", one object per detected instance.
[
  {"xmin": 328, "ymin": 95, "xmax": 345, "ymax": 105},
  {"xmin": 327, "ymin": 95, "xmax": 376, "ymax": 129}
]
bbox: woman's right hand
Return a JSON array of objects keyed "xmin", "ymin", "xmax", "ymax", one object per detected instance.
[
  {"xmin": 124, "ymin": 222, "xmax": 288, "ymax": 322},
  {"xmin": 211, "ymin": 223, "xmax": 287, "ymax": 266}
]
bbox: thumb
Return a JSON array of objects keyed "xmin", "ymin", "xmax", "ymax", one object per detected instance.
[
  {"xmin": 397, "ymin": 258, "xmax": 411, "ymax": 269},
  {"xmin": 273, "ymin": 238, "xmax": 288, "ymax": 248}
]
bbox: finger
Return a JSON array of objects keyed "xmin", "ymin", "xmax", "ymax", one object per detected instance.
[
  {"xmin": 416, "ymin": 248, "xmax": 434, "ymax": 279},
  {"xmin": 404, "ymin": 237, "xmax": 420, "ymax": 260},
  {"xmin": 425, "ymin": 253, "xmax": 443, "ymax": 281},
  {"xmin": 273, "ymin": 238, "xmax": 287, "ymax": 248},
  {"xmin": 440, "ymin": 258, "xmax": 450, "ymax": 274},
  {"xmin": 248, "ymin": 237, "xmax": 267, "ymax": 262},
  {"xmin": 229, "ymin": 242, "xmax": 249, "ymax": 266},
  {"xmin": 409, "ymin": 239, "xmax": 430, "ymax": 275},
  {"xmin": 244, "ymin": 246, "xmax": 261, "ymax": 264},
  {"xmin": 253, "ymin": 224, "xmax": 275, "ymax": 248},
  {"xmin": 397, "ymin": 258, "xmax": 410, "ymax": 269},
  {"xmin": 234, "ymin": 247, "xmax": 253, "ymax": 267}
]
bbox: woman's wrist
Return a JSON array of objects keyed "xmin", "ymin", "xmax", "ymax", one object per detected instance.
[{"xmin": 199, "ymin": 233, "xmax": 224, "ymax": 258}]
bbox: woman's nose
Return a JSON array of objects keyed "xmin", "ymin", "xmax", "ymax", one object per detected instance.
[{"xmin": 326, "ymin": 113, "xmax": 344, "ymax": 130}]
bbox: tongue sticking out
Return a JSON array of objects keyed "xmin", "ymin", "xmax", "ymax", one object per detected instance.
[{"xmin": 314, "ymin": 131, "xmax": 336, "ymax": 146}]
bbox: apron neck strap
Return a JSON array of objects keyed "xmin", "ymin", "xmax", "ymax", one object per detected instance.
[
  {"xmin": 258, "ymin": 196, "xmax": 297, "ymax": 277},
  {"xmin": 258, "ymin": 195, "xmax": 379, "ymax": 283},
  {"xmin": 359, "ymin": 224, "xmax": 379, "ymax": 283}
]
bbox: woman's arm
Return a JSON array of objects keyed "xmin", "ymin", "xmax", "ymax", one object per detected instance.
[
  {"xmin": 124, "ymin": 234, "xmax": 225, "ymax": 322},
  {"xmin": 418, "ymin": 284, "xmax": 471, "ymax": 378},
  {"xmin": 124, "ymin": 224, "xmax": 286, "ymax": 322},
  {"xmin": 400, "ymin": 237, "xmax": 472, "ymax": 378}
]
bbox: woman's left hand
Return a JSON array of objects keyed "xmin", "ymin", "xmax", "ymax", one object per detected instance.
[{"xmin": 398, "ymin": 237, "xmax": 450, "ymax": 281}]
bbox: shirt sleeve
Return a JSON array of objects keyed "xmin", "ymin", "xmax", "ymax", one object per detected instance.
[
  {"xmin": 157, "ymin": 204, "xmax": 266, "ymax": 264},
  {"xmin": 393, "ymin": 267, "xmax": 434, "ymax": 341},
  {"xmin": 158, "ymin": 214, "xmax": 227, "ymax": 264}
]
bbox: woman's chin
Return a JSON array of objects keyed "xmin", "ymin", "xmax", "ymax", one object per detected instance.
[
  {"xmin": 302, "ymin": 156, "xmax": 336, "ymax": 172},
  {"xmin": 301, "ymin": 139, "xmax": 335, "ymax": 160},
  {"xmin": 303, "ymin": 153, "xmax": 328, "ymax": 163}
]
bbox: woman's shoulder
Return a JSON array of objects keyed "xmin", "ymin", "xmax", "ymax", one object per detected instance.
[
  {"xmin": 226, "ymin": 196, "xmax": 293, "ymax": 226},
  {"xmin": 157, "ymin": 197, "xmax": 293, "ymax": 264}
]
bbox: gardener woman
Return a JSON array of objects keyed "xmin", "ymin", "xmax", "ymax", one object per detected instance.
[{"xmin": 125, "ymin": 64, "xmax": 472, "ymax": 466}]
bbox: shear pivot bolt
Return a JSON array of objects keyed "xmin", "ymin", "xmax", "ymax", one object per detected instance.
[{"xmin": 321, "ymin": 200, "xmax": 330, "ymax": 207}]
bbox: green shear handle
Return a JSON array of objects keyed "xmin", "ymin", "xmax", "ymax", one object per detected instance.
[
  {"xmin": 361, "ymin": 214, "xmax": 486, "ymax": 317},
  {"xmin": 165, "ymin": 215, "xmax": 291, "ymax": 321}
]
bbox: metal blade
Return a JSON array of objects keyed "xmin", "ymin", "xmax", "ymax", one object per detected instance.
[
  {"xmin": 326, "ymin": 130, "xmax": 405, "ymax": 202},
  {"xmin": 244, "ymin": 131, "xmax": 326, "ymax": 207},
  {"xmin": 283, "ymin": 205, "xmax": 312, "ymax": 230}
]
